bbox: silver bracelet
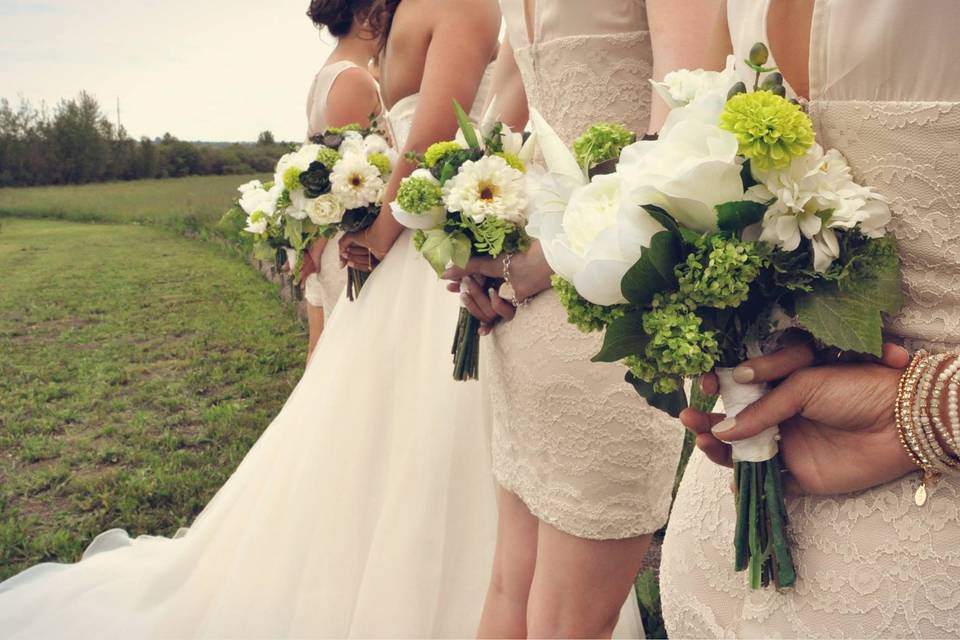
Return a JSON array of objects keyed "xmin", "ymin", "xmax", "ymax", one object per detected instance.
[{"xmin": 499, "ymin": 253, "xmax": 529, "ymax": 308}]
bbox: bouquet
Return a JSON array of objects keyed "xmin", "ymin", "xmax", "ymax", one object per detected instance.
[
  {"xmin": 533, "ymin": 45, "xmax": 902, "ymax": 590},
  {"xmin": 237, "ymin": 121, "xmax": 395, "ymax": 301},
  {"xmin": 390, "ymin": 101, "xmax": 535, "ymax": 380}
]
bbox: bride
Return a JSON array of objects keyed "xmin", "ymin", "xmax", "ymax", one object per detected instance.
[{"xmin": 0, "ymin": 1, "xmax": 502, "ymax": 637}]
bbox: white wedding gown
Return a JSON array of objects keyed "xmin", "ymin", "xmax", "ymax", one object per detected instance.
[{"xmin": 0, "ymin": 79, "xmax": 498, "ymax": 638}]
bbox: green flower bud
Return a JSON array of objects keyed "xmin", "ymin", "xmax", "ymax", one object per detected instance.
[
  {"xmin": 749, "ymin": 42, "xmax": 770, "ymax": 67},
  {"xmin": 769, "ymin": 83, "xmax": 787, "ymax": 98},
  {"xmin": 761, "ymin": 72, "xmax": 784, "ymax": 89},
  {"xmin": 727, "ymin": 81, "xmax": 748, "ymax": 101}
]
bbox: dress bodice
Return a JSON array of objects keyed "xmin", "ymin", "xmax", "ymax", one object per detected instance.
[
  {"xmin": 385, "ymin": 65, "xmax": 495, "ymax": 151},
  {"xmin": 501, "ymin": 0, "xmax": 652, "ymax": 144},
  {"xmin": 729, "ymin": 0, "xmax": 960, "ymax": 351},
  {"xmin": 305, "ymin": 60, "xmax": 362, "ymax": 139}
]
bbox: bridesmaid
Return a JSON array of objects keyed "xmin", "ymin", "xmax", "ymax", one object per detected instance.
[
  {"xmin": 448, "ymin": 1, "xmax": 722, "ymax": 637},
  {"xmin": 299, "ymin": 0, "xmax": 382, "ymax": 360},
  {"xmin": 662, "ymin": 1, "xmax": 960, "ymax": 637}
]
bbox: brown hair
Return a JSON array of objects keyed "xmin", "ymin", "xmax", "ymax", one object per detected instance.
[
  {"xmin": 306, "ymin": 0, "xmax": 379, "ymax": 38},
  {"xmin": 365, "ymin": 0, "xmax": 401, "ymax": 48}
]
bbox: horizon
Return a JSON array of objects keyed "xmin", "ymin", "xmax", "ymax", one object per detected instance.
[{"xmin": 0, "ymin": 0, "xmax": 336, "ymax": 143}]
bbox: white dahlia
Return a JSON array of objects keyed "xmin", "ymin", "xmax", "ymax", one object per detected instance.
[
  {"xmin": 442, "ymin": 155, "xmax": 528, "ymax": 224},
  {"xmin": 330, "ymin": 154, "xmax": 385, "ymax": 209}
]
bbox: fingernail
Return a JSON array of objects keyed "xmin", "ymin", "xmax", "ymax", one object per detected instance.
[
  {"xmin": 488, "ymin": 287, "xmax": 496, "ymax": 297},
  {"xmin": 459, "ymin": 292, "xmax": 469, "ymax": 305},
  {"xmin": 732, "ymin": 365, "xmax": 755, "ymax": 384},
  {"xmin": 712, "ymin": 418, "xmax": 736, "ymax": 435}
]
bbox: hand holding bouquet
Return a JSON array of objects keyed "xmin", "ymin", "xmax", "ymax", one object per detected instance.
[
  {"xmin": 390, "ymin": 101, "xmax": 535, "ymax": 380},
  {"xmin": 536, "ymin": 46, "xmax": 902, "ymax": 590},
  {"xmin": 237, "ymin": 120, "xmax": 395, "ymax": 301}
]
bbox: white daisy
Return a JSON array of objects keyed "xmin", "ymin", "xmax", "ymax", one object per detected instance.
[
  {"xmin": 330, "ymin": 154, "xmax": 385, "ymax": 209},
  {"xmin": 442, "ymin": 155, "xmax": 528, "ymax": 224}
]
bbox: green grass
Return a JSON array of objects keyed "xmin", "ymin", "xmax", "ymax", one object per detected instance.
[
  {"xmin": 0, "ymin": 174, "xmax": 264, "ymax": 231},
  {"xmin": 0, "ymin": 217, "xmax": 306, "ymax": 579}
]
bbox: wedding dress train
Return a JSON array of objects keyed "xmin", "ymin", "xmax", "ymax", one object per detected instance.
[{"xmin": 0, "ymin": 75, "xmax": 498, "ymax": 639}]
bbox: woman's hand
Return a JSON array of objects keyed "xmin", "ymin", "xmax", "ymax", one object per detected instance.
[
  {"xmin": 683, "ymin": 342, "xmax": 918, "ymax": 496},
  {"xmin": 442, "ymin": 240, "xmax": 554, "ymax": 302},
  {"xmin": 338, "ymin": 220, "xmax": 400, "ymax": 272},
  {"xmin": 445, "ymin": 275, "xmax": 516, "ymax": 335},
  {"xmin": 300, "ymin": 238, "xmax": 328, "ymax": 282}
]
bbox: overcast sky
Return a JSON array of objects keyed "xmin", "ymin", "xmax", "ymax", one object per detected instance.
[{"xmin": 0, "ymin": 0, "xmax": 336, "ymax": 142}]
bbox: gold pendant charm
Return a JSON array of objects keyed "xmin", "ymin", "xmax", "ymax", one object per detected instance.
[{"xmin": 915, "ymin": 482, "xmax": 928, "ymax": 507}]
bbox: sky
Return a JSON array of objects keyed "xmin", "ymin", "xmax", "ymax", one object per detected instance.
[{"xmin": 0, "ymin": 0, "xmax": 336, "ymax": 142}]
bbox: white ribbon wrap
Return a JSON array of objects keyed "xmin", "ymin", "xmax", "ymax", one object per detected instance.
[
  {"xmin": 284, "ymin": 248, "xmax": 298, "ymax": 272},
  {"xmin": 716, "ymin": 367, "xmax": 780, "ymax": 463}
]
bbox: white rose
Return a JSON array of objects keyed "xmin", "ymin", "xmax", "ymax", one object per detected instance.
[
  {"xmin": 532, "ymin": 172, "xmax": 663, "ymax": 306},
  {"xmin": 306, "ymin": 193, "xmax": 345, "ymax": 225},
  {"xmin": 651, "ymin": 55, "xmax": 738, "ymax": 109},
  {"xmin": 339, "ymin": 132, "xmax": 366, "ymax": 157},
  {"xmin": 618, "ymin": 118, "xmax": 743, "ymax": 233},
  {"xmin": 363, "ymin": 133, "xmax": 390, "ymax": 155}
]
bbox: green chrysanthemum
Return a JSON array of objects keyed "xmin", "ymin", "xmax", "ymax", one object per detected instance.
[
  {"xmin": 720, "ymin": 90, "xmax": 814, "ymax": 170},
  {"xmin": 327, "ymin": 123, "xmax": 362, "ymax": 134},
  {"xmin": 283, "ymin": 166, "xmax": 303, "ymax": 192},
  {"xmin": 553, "ymin": 275, "xmax": 626, "ymax": 333},
  {"xmin": 397, "ymin": 176, "xmax": 443, "ymax": 214},
  {"xmin": 316, "ymin": 147, "xmax": 342, "ymax": 170},
  {"xmin": 496, "ymin": 151, "xmax": 526, "ymax": 173},
  {"xmin": 367, "ymin": 152, "xmax": 391, "ymax": 177},
  {"xmin": 572, "ymin": 122, "xmax": 636, "ymax": 168},
  {"xmin": 424, "ymin": 141, "xmax": 463, "ymax": 168},
  {"xmin": 677, "ymin": 235, "xmax": 765, "ymax": 309},
  {"xmin": 634, "ymin": 294, "xmax": 719, "ymax": 392}
]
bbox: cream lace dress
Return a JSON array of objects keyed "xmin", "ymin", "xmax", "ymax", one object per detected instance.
[
  {"xmin": 661, "ymin": 1, "xmax": 960, "ymax": 637},
  {"xmin": 484, "ymin": 0, "xmax": 686, "ymax": 540},
  {"xmin": 302, "ymin": 61, "xmax": 372, "ymax": 314}
]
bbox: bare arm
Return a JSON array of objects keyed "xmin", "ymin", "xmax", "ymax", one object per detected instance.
[
  {"xmin": 320, "ymin": 69, "xmax": 381, "ymax": 130},
  {"xmin": 483, "ymin": 39, "xmax": 529, "ymax": 132},
  {"xmin": 646, "ymin": 0, "xmax": 732, "ymax": 133},
  {"xmin": 343, "ymin": 0, "xmax": 501, "ymax": 261}
]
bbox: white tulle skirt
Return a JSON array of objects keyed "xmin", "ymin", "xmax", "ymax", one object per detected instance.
[{"xmin": 0, "ymin": 231, "xmax": 499, "ymax": 639}]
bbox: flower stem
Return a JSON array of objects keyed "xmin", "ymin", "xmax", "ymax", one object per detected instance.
[
  {"xmin": 452, "ymin": 307, "xmax": 480, "ymax": 381},
  {"xmin": 346, "ymin": 267, "xmax": 370, "ymax": 302}
]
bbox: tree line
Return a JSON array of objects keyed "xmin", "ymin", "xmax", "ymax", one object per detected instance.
[{"xmin": 0, "ymin": 92, "xmax": 290, "ymax": 188}]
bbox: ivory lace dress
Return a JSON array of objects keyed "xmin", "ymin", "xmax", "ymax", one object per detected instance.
[
  {"xmin": 661, "ymin": 1, "xmax": 960, "ymax": 637},
  {"xmin": 485, "ymin": 0, "xmax": 686, "ymax": 540},
  {"xmin": 302, "ymin": 60, "xmax": 373, "ymax": 314}
]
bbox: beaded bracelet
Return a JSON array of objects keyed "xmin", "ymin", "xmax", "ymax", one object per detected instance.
[{"xmin": 896, "ymin": 350, "xmax": 960, "ymax": 505}]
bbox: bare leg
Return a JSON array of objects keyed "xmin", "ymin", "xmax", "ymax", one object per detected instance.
[
  {"xmin": 477, "ymin": 487, "xmax": 539, "ymax": 639},
  {"xmin": 306, "ymin": 304, "xmax": 325, "ymax": 364},
  {"xmin": 526, "ymin": 522, "xmax": 651, "ymax": 639}
]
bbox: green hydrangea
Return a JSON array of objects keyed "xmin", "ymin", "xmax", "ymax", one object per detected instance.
[
  {"xmin": 367, "ymin": 152, "xmax": 391, "ymax": 177},
  {"xmin": 496, "ymin": 151, "xmax": 526, "ymax": 173},
  {"xmin": 553, "ymin": 275, "xmax": 626, "ymax": 333},
  {"xmin": 624, "ymin": 354, "xmax": 682, "ymax": 394},
  {"xmin": 282, "ymin": 166, "xmax": 303, "ymax": 192},
  {"xmin": 316, "ymin": 147, "xmax": 342, "ymax": 170},
  {"xmin": 572, "ymin": 123, "xmax": 636, "ymax": 168},
  {"xmin": 720, "ymin": 90, "xmax": 814, "ymax": 170},
  {"xmin": 397, "ymin": 176, "xmax": 443, "ymax": 214},
  {"xmin": 636, "ymin": 294, "xmax": 719, "ymax": 392},
  {"xmin": 424, "ymin": 141, "xmax": 463, "ymax": 168},
  {"xmin": 677, "ymin": 235, "xmax": 765, "ymax": 309}
]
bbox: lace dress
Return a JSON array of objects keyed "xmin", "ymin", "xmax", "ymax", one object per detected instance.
[
  {"xmin": 484, "ymin": 0, "xmax": 685, "ymax": 540},
  {"xmin": 661, "ymin": 1, "xmax": 960, "ymax": 637},
  {"xmin": 302, "ymin": 61, "xmax": 369, "ymax": 313}
]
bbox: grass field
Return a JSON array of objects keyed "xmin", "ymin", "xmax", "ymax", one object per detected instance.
[
  {"xmin": 0, "ymin": 217, "xmax": 306, "ymax": 580},
  {"xmin": 0, "ymin": 174, "xmax": 263, "ymax": 231}
]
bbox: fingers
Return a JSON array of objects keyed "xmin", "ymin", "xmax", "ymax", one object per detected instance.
[
  {"xmin": 699, "ymin": 373, "xmax": 719, "ymax": 396},
  {"xmin": 462, "ymin": 278, "xmax": 497, "ymax": 320},
  {"xmin": 711, "ymin": 373, "xmax": 807, "ymax": 443},
  {"xmin": 696, "ymin": 432, "xmax": 734, "ymax": 468},
  {"xmin": 732, "ymin": 336, "xmax": 815, "ymax": 384},
  {"xmin": 442, "ymin": 266, "xmax": 469, "ymax": 282},
  {"xmin": 881, "ymin": 343, "xmax": 910, "ymax": 369},
  {"xmin": 488, "ymin": 288, "xmax": 516, "ymax": 322}
]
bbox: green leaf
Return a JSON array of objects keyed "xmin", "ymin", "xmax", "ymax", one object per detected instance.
[
  {"xmin": 252, "ymin": 241, "xmax": 275, "ymax": 261},
  {"xmin": 624, "ymin": 372, "xmax": 688, "ymax": 418},
  {"xmin": 284, "ymin": 218, "xmax": 304, "ymax": 250},
  {"xmin": 592, "ymin": 312, "xmax": 648, "ymax": 363},
  {"xmin": 620, "ymin": 231, "xmax": 681, "ymax": 306},
  {"xmin": 716, "ymin": 200, "xmax": 767, "ymax": 233},
  {"xmin": 794, "ymin": 252, "xmax": 903, "ymax": 357},
  {"xmin": 453, "ymin": 99, "xmax": 480, "ymax": 151},
  {"xmin": 642, "ymin": 205, "xmax": 681, "ymax": 239},
  {"xmin": 449, "ymin": 231, "xmax": 472, "ymax": 268},
  {"xmin": 418, "ymin": 229, "xmax": 455, "ymax": 276}
]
